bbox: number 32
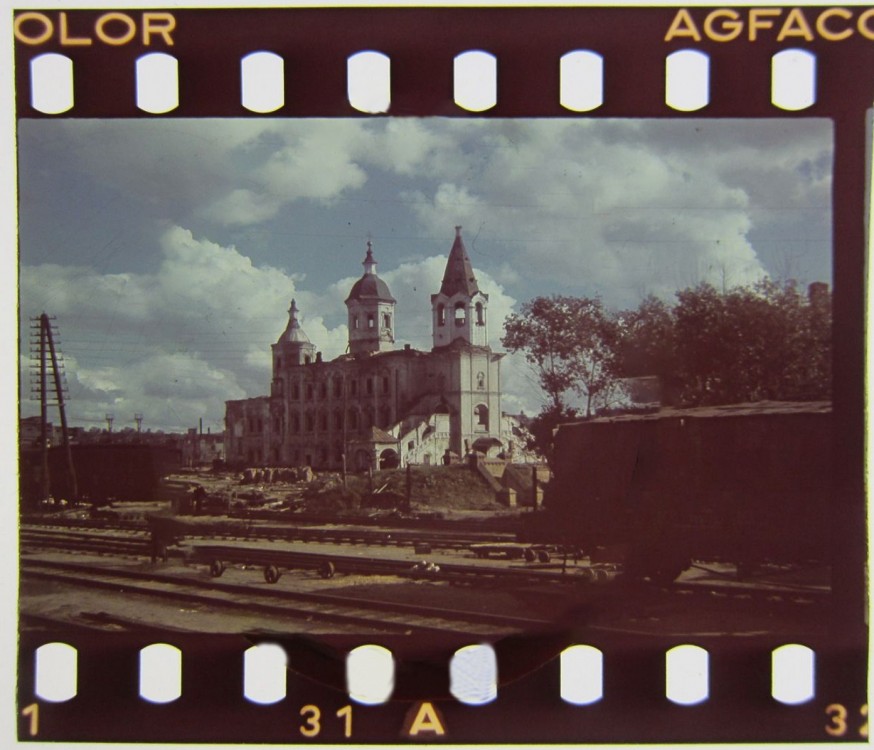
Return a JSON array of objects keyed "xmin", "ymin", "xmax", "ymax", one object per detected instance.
[{"xmin": 825, "ymin": 703, "xmax": 868, "ymax": 738}]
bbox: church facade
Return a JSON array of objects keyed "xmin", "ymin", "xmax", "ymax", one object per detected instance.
[{"xmin": 225, "ymin": 227, "xmax": 517, "ymax": 471}]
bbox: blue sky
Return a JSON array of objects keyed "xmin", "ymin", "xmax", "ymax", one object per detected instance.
[{"xmin": 17, "ymin": 117, "xmax": 832, "ymax": 432}]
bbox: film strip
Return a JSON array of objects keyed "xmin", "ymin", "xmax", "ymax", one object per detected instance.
[{"xmin": 8, "ymin": 3, "xmax": 870, "ymax": 746}]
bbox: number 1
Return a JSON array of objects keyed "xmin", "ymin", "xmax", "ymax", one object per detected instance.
[
  {"xmin": 21, "ymin": 703, "xmax": 39, "ymax": 736},
  {"xmin": 336, "ymin": 704, "xmax": 352, "ymax": 738}
]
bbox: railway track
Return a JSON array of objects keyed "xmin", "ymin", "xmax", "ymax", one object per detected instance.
[
  {"xmin": 22, "ymin": 517, "xmax": 517, "ymax": 553},
  {"xmin": 20, "ymin": 525, "xmax": 593, "ymax": 586},
  {"xmin": 20, "ymin": 557, "xmax": 554, "ymax": 637},
  {"xmin": 21, "ymin": 525, "xmax": 830, "ymax": 604}
]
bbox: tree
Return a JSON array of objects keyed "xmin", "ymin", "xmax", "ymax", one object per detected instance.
[
  {"xmin": 502, "ymin": 295, "xmax": 625, "ymax": 419},
  {"xmin": 522, "ymin": 403, "xmax": 579, "ymax": 464},
  {"xmin": 616, "ymin": 294, "xmax": 676, "ymax": 380},
  {"xmin": 670, "ymin": 279, "xmax": 831, "ymax": 405}
]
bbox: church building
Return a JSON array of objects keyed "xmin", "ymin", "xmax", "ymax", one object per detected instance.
[{"xmin": 225, "ymin": 227, "xmax": 516, "ymax": 471}]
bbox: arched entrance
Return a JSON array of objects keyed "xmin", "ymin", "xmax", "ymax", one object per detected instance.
[{"xmin": 379, "ymin": 449, "xmax": 399, "ymax": 470}]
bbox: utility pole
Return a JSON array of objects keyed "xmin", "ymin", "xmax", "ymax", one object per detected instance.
[{"xmin": 29, "ymin": 313, "xmax": 77, "ymax": 502}]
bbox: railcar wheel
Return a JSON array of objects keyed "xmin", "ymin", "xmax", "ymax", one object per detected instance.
[
  {"xmin": 524, "ymin": 548, "xmax": 536, "ymax": 563},
  {"xmin": 209, "ymin": 559, "xmax": 225, "ymax": 578},
  {"xmin": 264, "ymin": 564, "xmax": 281, "ymax": 584},
  {"xmin": 537, "ymin": 550, "xmax": 551, "ymax": 563},
  {"xmin": 319, "ymin": 560, "xmax": 336, "ymax": 579}
]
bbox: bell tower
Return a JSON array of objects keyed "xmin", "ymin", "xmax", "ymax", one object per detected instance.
[
  {"xmin": 431, "ymin": 226, "xmax": 489, "ymax": 349},
  {"xmin": 345, "ymin": 241, "xmax": 396, "ymax": 355}
]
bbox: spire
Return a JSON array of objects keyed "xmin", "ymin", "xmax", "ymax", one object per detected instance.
[
  {"xmin": 278, "ymin": 298, "xmax": 311, "ymax": 344},
  {"xmin": 363, "ymin": 240, "xmax": 376, "ymax": 275},
  {"xmin": 439, "ymin": 225, "xmax": 480, "ymax": 297}
]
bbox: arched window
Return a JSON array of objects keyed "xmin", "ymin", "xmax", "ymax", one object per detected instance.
[
  {"xmin": 366, "ymin": 378, "xmax": 373, "ymax": 395},
  {"xmin": 474, "ymin": 404, "xmax": 489, "ymax": 430},
  {"xmin": 333, "ymin": 377, "xmax": 343, "ymax": 398},
  {"xmin": 367, "ymin": 313, "xmax": 375, "ymax": 329},
  {"xmin": 437, "ymin": 304, "xmax": 446, "ymax": 326},
  {"xmin": 454, "ymin": 302, "xmax": 466, "ymax": 326},
  {"xmin": 306, "ymin": 383, "xmax": 314, "ymax": 400},
  {"xmin": 334, "ymin": 410, "xmax": 344, "ymax": 430},
  {"xmin": 304, "ymin": 413, "xmax": 314, "ymax": 432},
  {"xmin": 476, "ymin": 371, "xmax": 485, "ymax": 390},
  {"xmin": 291, "ymin": 381, "xmax": 300, "ymax": 400},
  {"xmin": 291, "ymin": 413, "xmax": 300, "ymax": 433},
  {"xmin": 383, "ymin": 313, "xmax": 392, "ymax": 329},
  {"xmin": 475, "ymin": 302, "xmax": 484, "ymax": 325},
  {"xmin": 382, "ymin": 375, "xmax": 390, "ymax": 394},
  {"xmin": 319, "ymin": 411, "xmax": 328, "ymax": 431},
  {"xmin": 319, "ymin": 382, "xmax": 327, "ymax": 400},
  {"xmin": 352, "ymin": 315, "xmax": 359, "ymax": 330},
  {"xmin": 304, "ymin": 355, "xmax": 311, "ymax": 365},
  {"xmin": 348, "ymin": 409, "xmax": 359, "ymax": 430}
]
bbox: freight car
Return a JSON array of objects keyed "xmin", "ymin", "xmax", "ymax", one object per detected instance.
[
  {"xmin": 531, "ymin": 401, "xmax": 831, "ymax": 582},
  {"xmin": 20, "ymin": 443, "xmax": 182, "ymax": 508}
]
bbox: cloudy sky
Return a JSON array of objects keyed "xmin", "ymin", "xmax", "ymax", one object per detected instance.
[{"xmin": 17, "ymin": 117, "xmax": 832, "ymax": 432}]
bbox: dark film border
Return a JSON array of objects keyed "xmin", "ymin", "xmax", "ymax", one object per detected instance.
[{"xmin": 12, "ymin": 5, "xmax": 868, "ymax": 744}]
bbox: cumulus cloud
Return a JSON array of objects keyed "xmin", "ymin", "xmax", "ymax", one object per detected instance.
[
  {"xmin": 19, "ymin": 226, "xmax": 352, "ymax": 431},
  {"xmin": 401, "ymin": 119, "xmax": 826, "ymax": 305}
]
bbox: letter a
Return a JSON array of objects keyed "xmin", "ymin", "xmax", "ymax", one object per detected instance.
[
  {"xmin": 406, "ymin": 702, "xmax": 446, "ymax": 737},
  {"xmin": 664, "ymin": 9, "xmax": 702, "ymax": 42}
]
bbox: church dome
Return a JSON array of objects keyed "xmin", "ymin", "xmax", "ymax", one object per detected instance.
[
  {"xmin": 346, "ymin": 274, "xmax": 395, "ymax": 303},
  {"xmin": 345, "ymin": 243, "xmax": 396, "ymax": 303},
  {"xmin": 278, "ymin": 299, "xmax": 311, "ymax": 344}
]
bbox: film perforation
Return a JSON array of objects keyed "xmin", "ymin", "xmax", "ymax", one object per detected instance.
[
  {"xmin": 664, "ymin": 644, "xmax": 709, "ymax": 705},
  {"xmin": 558, "ymin": 50, "xmax": 603, "ymax": 112},
  {"xmin": 243, "ymin": 642, "xmax": 288, "ymax": 705},
  {"xmin": 135, "ymin": 52, "xmax": 178, "ymax": 115},
  {"xmin": 348, "ymin": 51, "xmax": 391, "ymax": 115},
  {"xmin": 23, "ymin": 45, "xmax": 828, "ymax": 118},
  {"xmin": 28, "ymin": 53, "xmax": 73, "ymax": 115},
  {"xmin": 449, "ymin": 643, "xmax": 498, "ymax": 705},
  {"xmin": 346, "ymin": 644, "xmax": 394, "ymax": 705},
  {"xmin": 453, "ymin": 50, "xmax": 497, "ymax": 112},
  {"xmin": 241, "ymin": 51, "xmax": 285, "ymax": 114},
  {"xmin": 665, "ymin": 49, "xmax": 710, "ymax": 112},
  {"xmin": 771, "ymin": 643, "xmax": 816, "ymax": 705},
  {"xmin": 33, "ymin": 642, "xmax": 77, "ymax": 703},
  {"xmin": 559, "ymin": 644, "xmax": 604, "ymax": 705},
  {"xmin": 771, "ymin": 48, "xmax": 817, "ymax": 110},
  {"xmin": 139, "ymin": 643, "xmax": 182, "ymax": 704},
  {"xmin": 29, "ymin": 639, "xmax": 823, "ymax": 708}
]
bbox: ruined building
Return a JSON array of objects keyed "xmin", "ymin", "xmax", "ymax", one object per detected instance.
[{"xmin": 225, "ymin": 227, "xmax": 518, "ymax": 471}]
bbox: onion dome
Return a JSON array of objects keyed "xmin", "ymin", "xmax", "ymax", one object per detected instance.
[
  {"xmin": 277, "ymin": 299, "xmax": 311, "ymax": 343},
  {"xmin": 345, "ymin": 241, "xmax": 396, "ymax": 303}
]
